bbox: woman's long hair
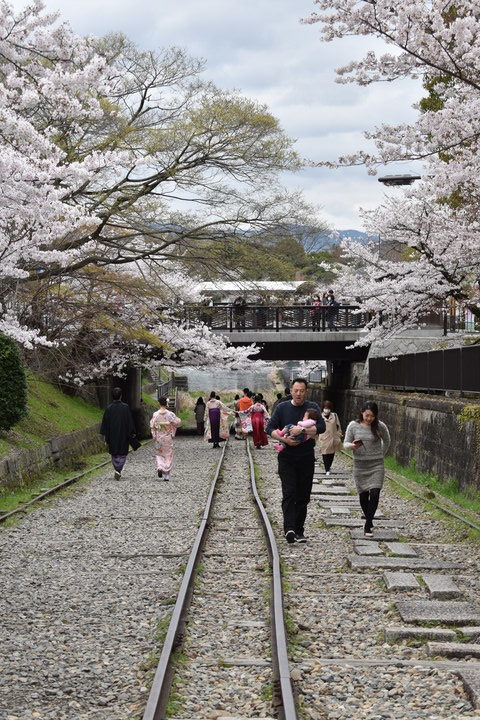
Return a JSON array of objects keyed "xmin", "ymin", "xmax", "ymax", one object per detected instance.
[
  {"xmin": 209, "ymin": 390, "xmax": 216, "ymax": 400},
  {"xmin": 195, "ymin": 396, "xmax": 205, "ymax": 406},
  {"xmin": 356, "ymin": 401, "xmax": 380, "ymax": 439}
]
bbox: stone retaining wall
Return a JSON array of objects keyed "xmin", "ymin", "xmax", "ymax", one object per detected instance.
[
  {"xmin": 311, "ymin": 388, "xmax": 480, "ymax": 492},
  {"xmin": 0, "ymin": 424, "xmax": 104, "ymax": 490}
]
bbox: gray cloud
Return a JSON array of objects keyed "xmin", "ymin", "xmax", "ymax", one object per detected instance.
[{"xmin": 12, "ymin": 0, "xmax": 423, "ymax": 228}]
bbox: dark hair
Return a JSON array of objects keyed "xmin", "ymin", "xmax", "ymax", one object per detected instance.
[
  {"xmin": 158, "ymin": 396, "xmax": 168, "ymax": 407},
  {"xmin": 357, "ymin": 401, "xmax": 380, "ymax": 439},
  {"xmin": 209, "ymin": 390, "xmax": 216, "ymax": 399},
  {"xmin": 112, "ymin": 387, "xmax": 122, "ymax": 400},
  {"xmin": 234, "ymin": 394, "xmax": 240, "ymax": 400},
  {"xmin": 284, "ymin": 387, "xmax": 290, "ymax": 395},
  {"xmin": 257, "ymin": 393, "xmax": 264, "ymax": 399},
  {"xmin": 243, "ymin": 387, "xmax": 249, "ymax": 394},
  {"xmin": 323, "ymin": 400, "xmax": 334, "ymax": 410},
  {"xmin": 305, "ymin": 408, "xmax": 320, "ymax": 421},
  {"xmin": 291, "ymin": 377, "xmax": 308, "ymax": 388},
  {"xmin": 216, "ymin": 395, "xmax": 220, "ymax": 400},
  {"xmin": 276, "ymin": 392, "xmax": 283, "ymax": 399},
  {"xmin": 254, "ymin": 394, "xmax": 262, "ymax": 403},
  {"xmin": 195, "ymin": 397, "xmax": 205, "ymax": 406}
]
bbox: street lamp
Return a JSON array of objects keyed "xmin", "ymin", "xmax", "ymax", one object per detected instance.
[{"xmin": 378, "ymin": 174, "xmax": 421, "ymax": 186}]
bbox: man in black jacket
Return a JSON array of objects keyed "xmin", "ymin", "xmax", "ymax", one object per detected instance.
[
  {"xmin": 100, "ymin": 387, "xmax": 137, "ymax": 480},
  {"xmin": 266, "ymin": 378, "xmax": 325, "ymax": 543}
]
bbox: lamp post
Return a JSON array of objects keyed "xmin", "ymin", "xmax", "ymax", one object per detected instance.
[{"xmin": 378, "ymin": 174, "xmax": 421, "ymax": 186}]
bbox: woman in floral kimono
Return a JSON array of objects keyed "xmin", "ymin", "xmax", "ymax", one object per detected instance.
[
  {"xmin": 150, "ymin": 396, "xmax": 181, "ymax": 481},
  {"xmin": 204, "ymin": 391, "xmax": 233, "ymax": 448},
  {"xmin": 245, "ymin": 395, "xmax": 270, "ymax": 449}
]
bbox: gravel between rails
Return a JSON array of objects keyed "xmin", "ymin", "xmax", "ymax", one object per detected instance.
[
  {"xmin": 0, "ymin": 437, "xmax": 220, "ymax": 720},
  {"xmin": 253, "ymin": 445, "xmax": 480, "ymax": 720},
  {"xmin": 167, "ymin": 437, "xmax": 275, "ymax": 719}
]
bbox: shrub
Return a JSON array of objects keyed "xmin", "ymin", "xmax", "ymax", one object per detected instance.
[{"xmin": 0, "ymin": 333, "xmax": 27, "ymax": 431}]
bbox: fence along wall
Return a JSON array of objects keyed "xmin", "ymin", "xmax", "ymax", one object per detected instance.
[{"xmin": 369, "ymin": 345, "xmax": 480, "ymax": 394}]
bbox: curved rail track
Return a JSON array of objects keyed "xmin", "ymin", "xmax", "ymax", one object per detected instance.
[{"xmin": 142, "ymin": 437, "xmax": 297, "ymax": 720}]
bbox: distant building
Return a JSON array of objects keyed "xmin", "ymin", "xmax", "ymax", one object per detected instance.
[{"xmin": 194, "ymin": 281, "xmax": 306, "ymax": 302}]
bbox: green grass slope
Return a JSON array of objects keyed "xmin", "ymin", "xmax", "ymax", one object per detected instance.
[{"xmin": 0, "ymin": 373, "xmax": 103, "ymax": 459}]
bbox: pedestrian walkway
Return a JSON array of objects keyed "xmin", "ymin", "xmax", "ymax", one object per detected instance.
[{"xmin": 255, "ymin": 447, "xmax": 480, "ymax": 719}]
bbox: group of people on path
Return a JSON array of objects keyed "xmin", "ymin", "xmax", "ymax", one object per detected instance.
[{"xmin": 101, "ymin": 381, "xmax": 390, "ymax": 539}]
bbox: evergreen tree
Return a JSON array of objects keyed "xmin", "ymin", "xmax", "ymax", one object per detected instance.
[{"xmin": 0, "ymin": 333, "xmax": 27, "ymax": 431}]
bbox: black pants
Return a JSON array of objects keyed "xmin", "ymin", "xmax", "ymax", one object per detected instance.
[
  {"xmin": 322, "ymin": 453, "xmax": 334, "ymax": 472},
  {"xmin": 359, "ymin": 488, "xmax": 381, "ymax": 524},
  {"xmin": 278, "ymin": 453, "xmax": 315, "ymax": 535}
]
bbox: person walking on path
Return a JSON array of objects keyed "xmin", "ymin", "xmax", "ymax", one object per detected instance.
[
  {"xmin": 318, "ymin": 400, "xmax": 343, "ymax": 475},
  {"xmin": 204, "ymin": 391, "xmax": 232, "ymax": 448},
  {"xmin": 343, "ymin": 401, "xmax": 391, "ymax": 537},
  {"xmin": 245, "ymin": 394, "xmax": 270, "ymax": 448},
  {"xmin": 267, "ymin": 378, "xmax": 325, "ymax": 544},
  {"xmin": 271, "ymin": 392, "xmax": 284, "ymax": 414},
  {"xmin": 100, "ymin": 387, "xmax": 139, "ymax": 481},
  {"xmin": 194, "ymin": 397, "xmax": 206, "ymax": 436},
  {"xmin": 150, "ymin": 396, "xmax": 181, "ymax": 481}
]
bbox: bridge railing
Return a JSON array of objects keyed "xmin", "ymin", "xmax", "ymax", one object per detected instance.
[{"xmin": 179, "ymin": 304, "xmax": 378, "ymax": 332}]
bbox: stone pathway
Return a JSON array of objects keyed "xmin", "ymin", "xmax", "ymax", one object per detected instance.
[{"xmin": 255, "ymin": 446, "xmax": 480, "ymax": 719}]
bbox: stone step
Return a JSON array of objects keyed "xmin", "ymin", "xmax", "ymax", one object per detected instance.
[
  {"xmin": 427, "ymin": 642, "xmax": 480, "ymax": 659},
  {"xmin": 383, "ymin": 571, "xmax": 420, "ymax": 592},
  {"xmin": 385, "ymin": 626, "xmax": 456, "ymax": 642},
  {"xmin": 351, "ymin": 529, "xmax": 399, "ymax": 542},
  {"xmin": 457, "ymin": 670, "xmax": 480, "ymax": 710},
  {"xmin": 422, "ymin": 574, "xmax": 463, "ymax": 600},
  {"xmin": 385, "ymin": 542, "xmax": 418, "ymax": 557},
  {"xmin": 461, "ymin": 627, "xmax": 480, "ymax": 641},
  {"xmin": 329, "ymin": 506, "xmax": 351, "ymax": 515},
  {"xmin": 311, "ymin": 487, "xmax": 350, "ymax": 495},
  {"xmin": 354, "ymin": 541, "xmax": 383, "ymax": 556},
  {"xmin": 349, "ymin": 556, "xmax": 462, "ymax": 572},
  {"xmin": 396, "ymin": 600, "xmax": 480, "ymax": 626},
  {"xmin": 326, "ymin": 518, "xmax": 402, "ymax": 528}
]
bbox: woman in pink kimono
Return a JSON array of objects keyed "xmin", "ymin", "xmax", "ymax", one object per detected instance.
[{"xmin": 150, "ymin": 396, "xmax": 182, "ymax": 481}]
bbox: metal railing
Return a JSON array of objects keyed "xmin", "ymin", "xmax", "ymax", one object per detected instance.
[{"xmin": 178, "ymin": 304, "xmax": 378, "ymax": 332}]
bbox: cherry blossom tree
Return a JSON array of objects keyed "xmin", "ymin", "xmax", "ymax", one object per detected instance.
[
  {"xmin": 0, "ymin": 1, "xmax": 317, "ymax": 379},
  {"xmin": 304, "ymin": 0, "xmax": 480, "ymax": 342}
]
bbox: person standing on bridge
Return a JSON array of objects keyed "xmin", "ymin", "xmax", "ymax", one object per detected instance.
[
  {"xmin": 150, "ymin": 396, "xmax": 182, "ymax": 481},
  {"xmin": 344, "ymin": 401, "xmax": 391, "ymax": 537},
  {"xmin": 100, "ymin": 387, "xmax": 139, "ymax": 481},
  {"xmin": 267, "ymin": 378, "xmax": 325, "ymax": 544}
]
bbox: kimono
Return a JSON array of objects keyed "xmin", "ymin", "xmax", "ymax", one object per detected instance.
[
  {"xmin": 204, "ymin": 399, "xmax": 232, "ymax": 443},
  {"xmin": 150, "ymin": 409, "xmax": 182, "ymax": 474},
  {"xmin": 244, "ymin": 402, "xmax": 270, "ymax": 447}
]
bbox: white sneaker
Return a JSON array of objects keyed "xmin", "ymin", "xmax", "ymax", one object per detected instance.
[
  {"xmin": 163, "ymin": 474, "xmax": 170, "ymax": 482},
  {"xmin": 325, "ymin": 471, "xmax": 330, "ymax": 476}
]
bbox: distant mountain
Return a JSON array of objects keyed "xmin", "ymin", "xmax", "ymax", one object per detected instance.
[{"xmin": 303, "ymin": 229, "xmax": 374, "ymax": 252}]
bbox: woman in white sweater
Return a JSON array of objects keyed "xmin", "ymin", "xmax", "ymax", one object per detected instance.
[{"xmin": 344, "ymin": 401, "xmax": 391, "ymax": 537}]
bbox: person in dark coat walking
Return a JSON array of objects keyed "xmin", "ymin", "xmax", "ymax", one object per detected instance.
[
  {"xmin": 266, "ymin": 378, "xmax": 325, "ymax": 544},
  {"xmin": 100, "ymin": 387, "xmax": 137, "ymax": 480}
]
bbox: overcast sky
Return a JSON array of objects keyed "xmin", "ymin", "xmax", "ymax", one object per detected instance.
[{"xmin": 20, "ymin": 0, "xmax": 422, "ymax": 230}]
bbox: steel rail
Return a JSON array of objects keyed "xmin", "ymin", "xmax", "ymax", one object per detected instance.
[
  {"xmin": 339, "ymin": 450, "xmax": 480, "ymax": 533},
  {"xmin": 246, "ymin": 439, "xmax": 298, "ymax": 720},
  {"xmin": 142, "ymin": 440, "xmax": 228, "ymax": 720},
  {"xmin": 0, "ymin": 459, "xmax": 111, "ymax": 523}
]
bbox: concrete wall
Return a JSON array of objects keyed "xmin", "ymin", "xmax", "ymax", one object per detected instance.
[{"xmin": 310, "ymin": 387, "xmax": 480, "ymax": 492}]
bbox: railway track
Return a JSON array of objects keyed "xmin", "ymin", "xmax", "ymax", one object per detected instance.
[{"xmin": 142, "ymin": 436, "xmax": 297, "ymax": 720}]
